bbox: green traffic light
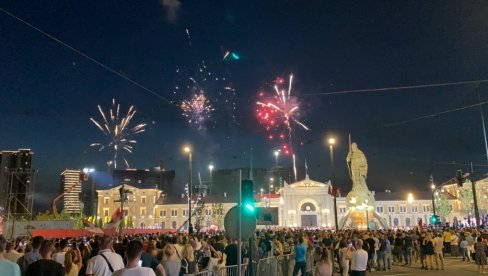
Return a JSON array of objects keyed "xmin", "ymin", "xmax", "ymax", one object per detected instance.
[{"xmin": 245, "ymin": 203, "xmax": 254, "ymax": 212}]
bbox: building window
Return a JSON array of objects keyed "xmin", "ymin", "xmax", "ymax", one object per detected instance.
[
  {"xmin": 393, "ymin": 218, "xmax": 399, "ymax": 227},
  {"xmin": 140, "ymin": 222, "xmax": 145, "ymax": 228},
  {"xmin": 339, "ymin": 207, "xmax": 347, "ymax": 213},
  {"xmin": 183, "ymin": 210, "xmax": 188, "ymax": 217},
  {"xmin": 406, "ymin": 217, "xmax": 411, "ymax": 227},
  {"xmin": 104, "ymin": 197, "xmax": 109, "ymax": 205},
  {"xmin": 388, "ymin": 206, "xmax": 395, "ymax": 213},
  {"xmin": 141, "ymin": 196, "xmax": 146, "ymax": 205},
  {"xmin": 159, "ymin": 210, "xmax": 166, "ymax": 217},
  {"xmin": 376, "ymin": 206, "xmax": 383, "ymax": 213},
  {"xmin": 399, "ymin": 205, "xmax": 406, "ymax": 213},
  {"xmin": 161, "ymin": 222, "xmax": 165, "ymax": 228},
  {"xmin": 171, "ymin": 210, "xmax": 177, "ymax": 217},
  {"xmin": 423, "ymin": 205, "xmax": 430, "ymax": 212},
  {"xmin": 103, "ymin": 208, "xmax": 109, "ymax": 217},
  {"xmin": 205, "ymin": 209, "xmax": 212, "ymax": 216},
  {"xmin": 141, "ymin": 207, "xmax": 146, "ymax": 217},
  {"xmin": 412, "ymin": 206, "xmax": 418, "ymax": 213},
  {"xmin": 172, "ymin": 221, "xmax": 177, "ymax": 229}
]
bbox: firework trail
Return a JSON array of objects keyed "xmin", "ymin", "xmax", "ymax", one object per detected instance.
[
  {"xmin": 256, "ymin": 74, "xmax": 309, "ymax": 181},
  {"xmin": 181, "ymin": 92, "xmax": 214, "ymax": 131},
  {"xmin": 90, "ymin": 99, "xmax": 146, "ymax": 169}
]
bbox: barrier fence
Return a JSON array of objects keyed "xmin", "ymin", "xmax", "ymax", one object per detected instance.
[{"xmin": 187, "ymin": 251, "xmax": 314, "ymax": 276}]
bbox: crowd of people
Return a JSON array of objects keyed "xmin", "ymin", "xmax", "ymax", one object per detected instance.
[{"xmin": 0, "ymin": 226, "xmax": 486, "ymax": 276}]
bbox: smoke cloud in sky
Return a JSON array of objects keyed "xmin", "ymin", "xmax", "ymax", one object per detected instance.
[{"xmin": 161, "ymin": 0, "xmax": 181, "ymax": 23}]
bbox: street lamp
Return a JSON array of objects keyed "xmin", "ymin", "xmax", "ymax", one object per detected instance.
[
  {"xmin": 269, "ymin": 177, "xmax": 274, "ymax": 194},
  {"xmin": 274, "ymin": 150, "xmax": 280, "ymax": 167},
  {"xmin": 327, "ymin": 136, "xmax": 339, "ymax": 230},
  {"xmin": 430, "ymin": 182, "xmax": 437, "ymax": 217},
  {"xmin": 83, "ymin": 167, "xmax": 96, "ymax": 216},
  {"xmin": 183, "ymin": 145, "xmax": 193, "ymax": 233}
]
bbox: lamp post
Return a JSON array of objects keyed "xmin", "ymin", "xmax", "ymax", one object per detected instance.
[
  {"xmin": 83, "ymin": 167, "xmax": 96, "ymax": 216},
  {"xmin": 407, "ymin": 193, "xmax": 414, "ymax": 227},
  {"xmin": 328, "ymin": 137, "xmax": 339, "ymax": 230},
  {"xmin": 269, "ymin": 177, "xmax": 274, "ymax": 194},
  {"xmin": 183, "ymin": 145, "xmax": 193, "ymax": 233},
  {"xmin": 430, "ymin": 181, "xmax": 436, "ymax": 217},
  {"xmin": 208, "ymin": 163, "xmax": 214, "ymax": 194},
  {"xmin": 274, "ymin": 150, "xmax": 280, "ymax": 167}
]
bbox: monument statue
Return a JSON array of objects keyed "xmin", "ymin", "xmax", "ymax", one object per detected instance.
[
  {"xmin": 339, "ymin": 141, "xmax": 389, "ymax": 229},
  {"xmin": 347, "ymin": 142, "xmax": 368, "ymax": 188}
]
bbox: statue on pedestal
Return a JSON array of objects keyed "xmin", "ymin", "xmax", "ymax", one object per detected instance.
[{"xmin": 338, "ymin": 141, "xmax": 389, "ymax": 229}]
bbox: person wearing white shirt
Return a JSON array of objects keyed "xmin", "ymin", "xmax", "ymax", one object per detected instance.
[
  {"xmin": 86, "ymin": 236, "xmax": 125, "ymax": 276},
  {"xmin": 346, "ymin": 239, "xmax": 368, "ymax": 276},
  {"xmin": 52, "ymin": 239, "xmax": 68, "ymax": 267},
  {"xmin": 113, "ymin": 240, "xmax": 156, "ymax": 276}
]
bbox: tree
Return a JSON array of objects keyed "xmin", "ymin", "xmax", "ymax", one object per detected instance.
[
  {"xmin": 435, "ymin": 194, "xmax": 452, "ymax": 219},
  {"xmin": 458, "ymin": 186, "xmax": 474, "ymax": 214},
  {"xmin": 193, "ymin": 200, "xmax": 206, "ymax": 233},
  {"xmin": 211, "ymin": 203, "xmax": 225, "ymax": 229}
]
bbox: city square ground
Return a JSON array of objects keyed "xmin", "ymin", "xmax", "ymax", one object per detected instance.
[{"xmin": 367, "ymin": 256, "xmax": 479, "ymax": 275}]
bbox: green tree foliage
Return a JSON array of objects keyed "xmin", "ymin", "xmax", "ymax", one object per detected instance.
[
  {"xmin": 211, "ymin": 203, "xmax": 224, "ymax": 229},
  {"xmin": 435, "ymin": 194, "xmax": 452, "ymax": 219}
]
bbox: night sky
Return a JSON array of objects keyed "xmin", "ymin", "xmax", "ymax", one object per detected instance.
[{"xmin": 2, "ymin": 1, "xmax": 488, "ymax": 209}]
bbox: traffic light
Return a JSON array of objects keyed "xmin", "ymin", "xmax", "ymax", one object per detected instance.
[
  {"xmin": 430, "ymin": 215, "xmax": 441, "ymax": 225},
  {"xmin": 241, "ymin": 180, "xmax": 255, "ymax": 213},
  {"xmin": 456, "ymin": 170, "xmax": 464, "ymax": 187}
]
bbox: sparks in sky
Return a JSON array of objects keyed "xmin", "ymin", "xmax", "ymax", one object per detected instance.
[
  {"xmin": 89, "ymin": 99, "xmax": 146, "ymax": 169},
  {"xmin": 256, "ymin": 74, "xmax": 309, "ymax": 181},
  {"xmin": 181, "ymin": 92, "xmax": 214, "ymax": 131},
  {"xmin": 256, "ymin": 74, "xmax": 309, "ymax": 144}
]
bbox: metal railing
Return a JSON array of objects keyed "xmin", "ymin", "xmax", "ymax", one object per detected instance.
[{"xmin": 186, "ymin": 250, "xmax": 315, "ymax": 276}]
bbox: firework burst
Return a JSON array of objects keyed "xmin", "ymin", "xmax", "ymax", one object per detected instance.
[
  {"xmin": 256, "ymin": 74, "xmax": 309, "ymax": 181},
  {"xmin": 181, "ymin": 92, "xmax": 214, "ymax": 131},
  {"xmin": 90, "ymin": 99, "xmax": 146, "ymax": 169}
]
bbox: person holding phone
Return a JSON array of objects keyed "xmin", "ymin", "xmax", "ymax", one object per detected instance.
[{"xmin": 346, "ymin": 239, "xmax": 368, "ymax": 276}]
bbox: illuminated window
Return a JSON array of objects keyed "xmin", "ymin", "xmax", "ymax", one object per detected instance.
[{"xmin": 141, "ymin": 196, "xmax": 146, "ymax": 205}]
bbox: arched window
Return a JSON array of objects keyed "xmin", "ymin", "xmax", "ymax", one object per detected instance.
[
  {"xmin": 405, "ymin": 217, "xmax": 411, "ymax": 227},
  {"xmin": 140, "ymin": 222, "xmax": 145, "ymax": 228},
  {"xmin": 161, "ymin": 222, "xmax": 165, "ymax": 229},
  {"xmin": 172, "ymin": 221, "xmax": 177, "ymax": 229},
  {"xmin": 206, "ymin": 220, "xmax": 211, "ymax": 227},
  {"xmin": 301, "ymin": 203, "xmax": 316, "ymax": 212},
  {"xmin": 393, "ymin": 218, "xmax": 399, "ymax": 227}
]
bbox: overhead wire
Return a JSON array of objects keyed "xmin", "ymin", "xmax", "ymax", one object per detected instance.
[{"xmin": 0, "ymin": 7, "xmax": 173, "ymax": 105}]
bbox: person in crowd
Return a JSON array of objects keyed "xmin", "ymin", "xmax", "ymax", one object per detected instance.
[
  {"xmin": 112, "ymin": 240, "xmax": 156, "ymax": 276},
  {"xmin": 338, "ymin": 239, "xmax": 349, "ymax": 276},
  {"xmin": 443, "ymin": 229, "xmax": 451, "ymax": 256},
  {"xmin": 292, "ymin": 237, "xmax": 306, "ymax": 276},
  {"xmin": 64, "ymin": 249, "xmax": 82, "ymax": 276},
  {"xmin": 346, "ymin": 239, "xmax": 368, "ymax": 276},
  {"xmin": 181, "ymin": 243, "xmax": 198, "ymax": 275},
  {"xmin": 450, "ymin": 230, "xmax": 459, "ymax": 257},
  {"xmin": 423, "ymin": 233, "xmax": 435, "ymax": 270},
  {"xmin": 86, "ymin": 236, "xmax": 124, "ymax": 276},
  {"xmin": 377, "ymin": 234, "xmax": 391, "ymax": 271},
  {"xmin": 474, "ymin": 236, "xmax": 487, "ymax": 274},
  {"xmin": 26, "ymin": 240, "xmax": 64, "ymax": 276},
  {"xmin": 53, "ymin": 239, "xmax": 69, "ymax": 267},
  {"xmin": 392, "ymin": 233, "xmax": 403, "ymax": 265},
  {"xmin": 403, "ymin": 231, "xmax": 413, "ymax": 266},
  {"xmin": 0, "ymin": 235, "xmax": 21, "ymax": 276},
  {"xmin": 160, "ymin": 244, "xmax": 181, "ymax": 276},
  {"xmin": 224, "ymin": 239, "xmax": 238, "ymax": 266},
  {"xmin": 6, "ymin": 242, "xmax": 24, "ymax": 264},
  {"xmin": 20, "ymin": 236, "xmax": 44, "ymax": 274},
  {"xmin": 460, "ymin": 236, "xmax": 469, "ymax": 261},
  {"xmin": 433, "ymin": 233, "xmax": 444, "ymax": 270},
  {"xmin": 315, "ymin": 246, "xmax": 333, "ymax": 276}
]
